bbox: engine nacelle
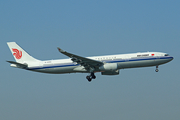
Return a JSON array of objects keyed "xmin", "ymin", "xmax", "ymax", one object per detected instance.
[
  {"xmin": 101, "ymin": 70, "xmax": 119, "ymax": 75},
  {"xmin": 99, "ymin": 63, "xmax": 118, "ymax": 71}
]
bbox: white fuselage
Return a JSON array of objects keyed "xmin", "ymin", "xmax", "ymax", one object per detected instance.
[{"xmin": 26, "ymin": 52, "xmax": 173, "ymax": 74}]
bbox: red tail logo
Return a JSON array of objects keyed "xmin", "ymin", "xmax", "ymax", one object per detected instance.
[{"xmin": 12, "ymin": 48, "xmax": 22, "ymax": 59}]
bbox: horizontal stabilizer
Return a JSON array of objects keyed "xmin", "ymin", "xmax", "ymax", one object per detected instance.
[{"xmin": 7, "ymin": 61, "xmax": 28, "ymax": 69}]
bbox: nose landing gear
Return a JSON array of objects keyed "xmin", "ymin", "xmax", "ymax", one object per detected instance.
[
  {"xmin": 86, "ymin": 72, "xmax": 96, "ymax": 82},
  {"xmin": 155, "ymin": 66, "xmax": 159, "ymax": 72}
]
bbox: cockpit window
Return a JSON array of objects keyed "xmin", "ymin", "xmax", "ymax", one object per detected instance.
[{"xmin": 165, "ymin": 54, "xmax": 169, "ymax": 56}]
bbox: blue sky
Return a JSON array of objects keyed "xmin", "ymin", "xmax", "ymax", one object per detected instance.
[{"xmin": 0, "ymin": 0, "xmax": 180, "ymax": 120}]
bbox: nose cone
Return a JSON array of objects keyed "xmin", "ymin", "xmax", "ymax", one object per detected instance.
[
  {"xmin": 170, "ymin": 56, "xmax": 173, "ymax": 60},
  {"xmin": 169, "ymin": 56, "xmax": 174, "ymax": 62}
]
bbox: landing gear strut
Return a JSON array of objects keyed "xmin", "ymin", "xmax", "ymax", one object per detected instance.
[
  {"xmin": 86, "ymin": 73, "xmax": 96, "ymax": 82},
  {"xmin": 155, "ymin": 66, "xmax": 159, "ymax": 72}
]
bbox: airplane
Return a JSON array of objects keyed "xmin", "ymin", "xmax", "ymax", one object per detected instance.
[{"xmin": 7, "ymin": 42, "xmax": 173, "ymax": 82}]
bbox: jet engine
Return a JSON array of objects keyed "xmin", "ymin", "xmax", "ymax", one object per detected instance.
[
  {"xmin": 101, "ymin": 70, "xmax": 119, "ymax": 75},
  {"xmin": 99, "ymin": 63, "xmax": 118, "ymax": 71}
]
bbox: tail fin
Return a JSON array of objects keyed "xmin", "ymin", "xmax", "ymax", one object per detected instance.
[{"xmin": 7, "ymin": 42, "xmax": 40, "ymax": 63}]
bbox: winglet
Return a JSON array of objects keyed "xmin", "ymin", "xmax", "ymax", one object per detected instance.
[{"xmin": 57, "ymin": 47, "xmax": 65, "ymax": 53}]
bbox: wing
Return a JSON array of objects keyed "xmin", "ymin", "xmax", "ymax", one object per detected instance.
[{"xmin": 57, "ymin": 47, "xmax": 103, "ymax": 71}]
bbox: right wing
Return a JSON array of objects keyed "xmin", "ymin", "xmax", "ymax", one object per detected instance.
[{"xmin": 57, "ymin": 47, "xmax": 103, "ymax": 71}]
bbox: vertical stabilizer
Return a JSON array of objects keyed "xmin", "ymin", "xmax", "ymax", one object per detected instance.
[{"xmin": 7, "ymin": 42, "xmax": 40, "ymax": 63}]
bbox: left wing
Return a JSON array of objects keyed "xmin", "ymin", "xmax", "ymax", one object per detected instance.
[{"xmin": 57, "ymin": 47, "xmax": 103, "ymax": 71}]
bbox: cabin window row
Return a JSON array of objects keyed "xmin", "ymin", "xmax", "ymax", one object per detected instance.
[{"xmin": 95, "ymin": 57, "xmax": 117, "ymax": 60}]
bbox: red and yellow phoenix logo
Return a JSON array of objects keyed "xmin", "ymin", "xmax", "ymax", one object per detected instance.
[{"xmin": 12, "ymin": 48, "xmax": 22, "ymax": 59}]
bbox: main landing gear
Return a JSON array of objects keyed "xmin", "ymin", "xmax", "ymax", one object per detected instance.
[
  {"xmin": 86, "ymin": 73, "xmax": 96, "ymax": 82},
  {"xmin": 155, "ymin": 66, "xmax": 159, "ymax": 72}
]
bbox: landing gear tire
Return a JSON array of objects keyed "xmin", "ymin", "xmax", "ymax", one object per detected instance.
[
  {"xmin": 92, "ymin": 75, "xmax": 96, "ymax": 79},
  {"xmin": 86, "ymin": 76, "xmax": 92, "ymax": 82},
  {"xmin": 86, "ymin": 72, "xmax": 96, "ymax": 82}
]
